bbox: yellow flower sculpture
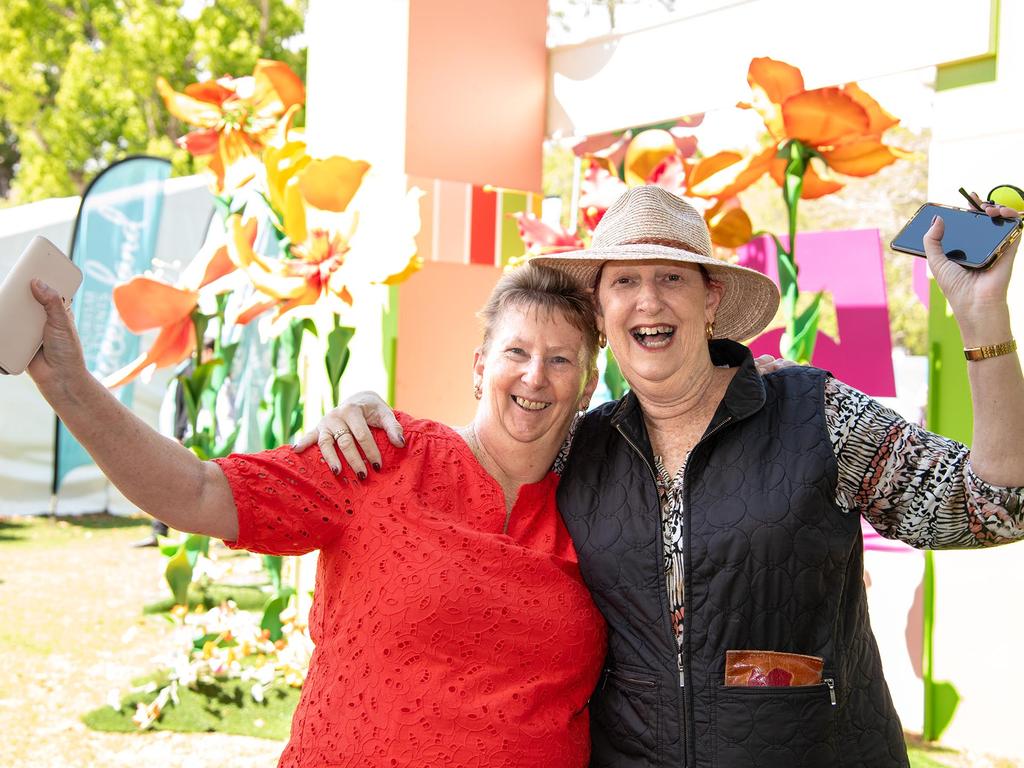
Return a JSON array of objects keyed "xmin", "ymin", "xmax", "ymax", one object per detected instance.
[
  {"xmin": 228, "ymin": 215, "xmax": 356, "ymax": 330},
  {"xmin": 263, "ymin": 105, "xmax": 370, "ymax": 245}
]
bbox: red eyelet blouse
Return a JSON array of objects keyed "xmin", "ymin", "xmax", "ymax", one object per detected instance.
[{"xmin": 215, "ymin": 413, "xmax": 607, "ymax": 767}]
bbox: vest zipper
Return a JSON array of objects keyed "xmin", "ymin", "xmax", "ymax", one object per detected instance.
[
  {"xmin": 680, "ymin": 414, "xmax": 733, "ymax": 766},
  {"xmin": 614, "ymin": 424, "xmax": 680, "ymax": 756},
  {"xmin": 824, "ymin": 677, "xmax": 837, "ymax": 706},
  {"xmin": 616, "ymin": 412, "xmax": 735, "ymax": 766}
]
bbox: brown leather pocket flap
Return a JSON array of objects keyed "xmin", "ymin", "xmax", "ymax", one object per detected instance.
[{"xmin": 724, "ymin": 650, "xmax": 824, "ymax": 687}]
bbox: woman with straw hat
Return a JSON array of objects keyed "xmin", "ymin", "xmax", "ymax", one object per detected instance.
[{"xmin": 305, "ymin": 185, "xmax": 1024, "ymax": 767}]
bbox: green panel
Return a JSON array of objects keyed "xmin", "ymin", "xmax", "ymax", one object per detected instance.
[
  {"xmin": 935, "ymin": 0, "xmax": 999, "ymax": 91},
  {"xmin": 922, "ymin": 278, "xmax": 971, "ymax": 743},
  {"xmin": 382, "ymin": 284, "xmax": 399, "ymax": 406},
  {"xmin": 925, "ymin": 280, "xmax": 972, "ymax": 445},
  {"xmin": 935, "ymin": 55, "xmax": 997, "ymax": 91}
]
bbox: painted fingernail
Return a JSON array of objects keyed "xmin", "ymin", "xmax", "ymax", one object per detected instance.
[
  {"xmin": 372, "ymin": 462, "xmax": 381, "ymax": 472},
  {"xmin": 331, "ymin": 465, "xmax": 340, "ymax": 476},
  {"xmin": 931, "ymin": 215, "xmax": 939, "ymax": 225},
  {"xmin": 357, "ymin": 470, "xmax": 367, "ymax": 481},
  {"xmin": 397, "ymin": 437, "xmax": 406, "ymax": 448}
]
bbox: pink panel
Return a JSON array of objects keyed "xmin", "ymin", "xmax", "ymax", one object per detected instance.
[
  {"xmin": 862, "ymin": 517, "xmax": 914, "ymax": 553},
  {"xmin": 737, "ymin": 230, "xmax": 896, "ymax": 397}
]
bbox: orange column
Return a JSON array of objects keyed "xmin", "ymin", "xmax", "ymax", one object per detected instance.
[{"xmin": 306, "ymin": 0, "xmax": 547, "ymax": 422}]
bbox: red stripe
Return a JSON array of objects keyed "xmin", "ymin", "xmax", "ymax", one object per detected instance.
[{"xmin": 469, "ymin": 185, "xmax": 497, "ymax": 265}]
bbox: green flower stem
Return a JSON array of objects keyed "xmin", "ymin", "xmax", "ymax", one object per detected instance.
[{"xmin": 775, "ymin": 140, "xmax": 821, "ymax": 364}]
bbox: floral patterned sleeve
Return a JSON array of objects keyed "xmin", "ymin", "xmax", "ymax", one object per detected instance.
[
  {"xmin": 552, "ymin": 411, "xmax": 583, "ymax": 476},
  {"xmin": 825, "ymin": 375, "xmax": 1024, "ymax": 548}
]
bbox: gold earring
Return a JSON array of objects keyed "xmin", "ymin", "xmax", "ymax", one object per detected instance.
[
  {"xmin": 598, "ymin": 332, "xmax": 607, "ymax": 349},
  {"xmin": 473, "ymin": 383, "xmax": 482, "ymax": 400},
  {"xmin": 705, "ymin": 321, "xmax": 714, "ymax": 340}
]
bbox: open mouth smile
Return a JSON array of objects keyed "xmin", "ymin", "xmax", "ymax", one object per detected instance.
[
  {"xmin": 630, "ymin": 324, "xmax": 676, "ymax": 348},
  {"xmin": 511, "ymin": 394, "xmax": 551, "ymax": 411}
]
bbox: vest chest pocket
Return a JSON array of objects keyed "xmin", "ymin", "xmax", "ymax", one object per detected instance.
[
  {"xmin": 590, "ymin": 665, "xmax": 660, "ymax": 763},
  {"xmin": 712, "ymin": 681, "xmax": 840, "ymax": 768}
]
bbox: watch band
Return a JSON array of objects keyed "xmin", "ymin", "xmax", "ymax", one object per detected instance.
[{"xmin": 963, "ymin": 339, "xmax": 1017, "ymax": 361}]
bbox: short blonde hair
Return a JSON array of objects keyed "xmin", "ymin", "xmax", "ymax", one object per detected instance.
[{"xmin": 478, "ymin": 263, "xmax": 599, "ymax": 372}]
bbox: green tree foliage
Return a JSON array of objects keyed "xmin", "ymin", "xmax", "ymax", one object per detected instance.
[{"xmin": 0, "ymin": 0, "xmax": 306, "ymax": 204}]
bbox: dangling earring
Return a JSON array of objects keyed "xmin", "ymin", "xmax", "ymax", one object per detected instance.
[
  {"xmin": 598, "ymin": 332, "xmax": 607, "ymax": 349},
  {"xmin": 705, "ymin": 321, "xmax": 714, "ymax": 340},
  {"xmin": 473, "ymin": 383, "xmax": 482, "ymax": 400}
]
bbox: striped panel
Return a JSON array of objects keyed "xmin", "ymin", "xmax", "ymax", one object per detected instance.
[{"xmin": 407, "ymin": 176, "xmax": 542, "ymax": 267}]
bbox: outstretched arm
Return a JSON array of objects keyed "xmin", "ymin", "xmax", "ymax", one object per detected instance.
[
  {"xmin": 27, "ymin": 280, "xmax": 238, "ymax": 540},
  {"xmin": 926, "ymin": 198, "xmax": 1024, "ymax": 487},
  {"xmin": 293, "ymin": 390, "xmax": 403, "ymax": 477}
]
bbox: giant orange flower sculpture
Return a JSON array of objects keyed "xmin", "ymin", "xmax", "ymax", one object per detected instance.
[
  {"xmin": 157, "ymin": 59, "xmax": 306, "ymax": 194},
  {"xmin": 688, "ymin": 57, "xmax": 906, "ymax": 201},
  {"xmin": 102, "ymin": 236, "xmax": 242, "ymax": 388},
  {"xmin": 686, "ymin": 56, "xmax": 907, "ymax": 363}
]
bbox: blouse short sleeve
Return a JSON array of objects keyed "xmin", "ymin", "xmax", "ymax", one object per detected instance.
[{"xmin": 214, "ymin": 444, "xmax": 368, "ymax": 556}]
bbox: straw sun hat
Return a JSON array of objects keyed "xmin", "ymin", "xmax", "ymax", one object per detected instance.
[{"xmin": 531, "ymin": 185, "xmax": 780, "ymax": 342}]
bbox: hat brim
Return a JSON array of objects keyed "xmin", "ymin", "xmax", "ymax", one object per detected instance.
[{"xmin": 530, "ymin": 243, "xmax": 781, "ymax": 343}]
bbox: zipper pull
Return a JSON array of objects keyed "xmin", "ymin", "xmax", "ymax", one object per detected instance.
[{"xmin": 824, "ymin": 678, "xmax": 836, "ymax": 706}]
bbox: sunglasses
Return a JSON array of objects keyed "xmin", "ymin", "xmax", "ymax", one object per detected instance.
[
  {"xmin": 988, "ymin": 184, "xmax": 1024, "ymax": 210},
  {"xmin": 958, "ymin": 184, "xmax": 1024, "ymax": 212}
]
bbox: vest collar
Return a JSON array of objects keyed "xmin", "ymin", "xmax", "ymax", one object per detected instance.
[{"xmin": 609, "ymin": 340, "xmax": 767, "ymax": 446}]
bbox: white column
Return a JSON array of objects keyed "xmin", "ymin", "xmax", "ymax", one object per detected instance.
[{"xmin": 303, "ymin": 0, "xmax": 411, "ymax": 403}]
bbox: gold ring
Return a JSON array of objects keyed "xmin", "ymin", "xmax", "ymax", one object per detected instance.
[{"xmin": 332, "ymin": 429, "xmax": 350, "ymax": 441}]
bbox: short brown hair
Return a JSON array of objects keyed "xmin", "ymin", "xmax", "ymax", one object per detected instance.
[{"xmin": 478, "ymin": 263, "xmax": 599, "ymax": 372}]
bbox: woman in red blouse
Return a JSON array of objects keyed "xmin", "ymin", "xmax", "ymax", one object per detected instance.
[{"xmin": 25, "ymin": 264, "xmax": 607, "ymax": 768}]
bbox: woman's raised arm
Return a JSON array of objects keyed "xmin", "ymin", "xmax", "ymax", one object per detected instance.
[
  {"xmin": 925, "ymin": 198, "xmax": 1024, "ymax": 487},
  {"xmin": 26, "ymin": 279, "xmax": 238, "ymax": 540}
]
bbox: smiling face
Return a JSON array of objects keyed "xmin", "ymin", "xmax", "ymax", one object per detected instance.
[
  {"xmin": 596, "ymin": 260, "xmax": 723, "ymax": 390},
  {"xmin": 473, "ymin": 303, "xmax": 597, "ymax": 449}
]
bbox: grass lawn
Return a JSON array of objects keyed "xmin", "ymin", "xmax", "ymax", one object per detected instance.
[
  {"xmin": 0, "ymin": 514, "xmax": 286, "ymax": 768},
  {"xmin": 82, "ymin": 674, "xmax": 299, "ymax": 740}
]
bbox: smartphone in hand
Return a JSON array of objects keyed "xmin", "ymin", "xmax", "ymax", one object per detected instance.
[
  {"xmin": 0, "ymin": 236, "xmax": 83, "ymax": 375},
  {"xmin": 890, "ymin": 202, "xmax": 1022, "ymax": 270}
]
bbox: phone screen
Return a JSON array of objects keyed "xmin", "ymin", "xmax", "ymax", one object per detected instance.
[{"xmin": 891, "ymin": 204, "xmax": 1020, "ymax": 267}]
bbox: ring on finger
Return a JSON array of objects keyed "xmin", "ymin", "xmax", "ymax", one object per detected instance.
[{"xmin": 332, "ymin": 428, "xmax": 350, "ymax": 441}]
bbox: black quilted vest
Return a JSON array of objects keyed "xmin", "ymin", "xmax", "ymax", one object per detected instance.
[{"xmin": 558, "ymin": 341, "xmax": 910, "ymax": 768}]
